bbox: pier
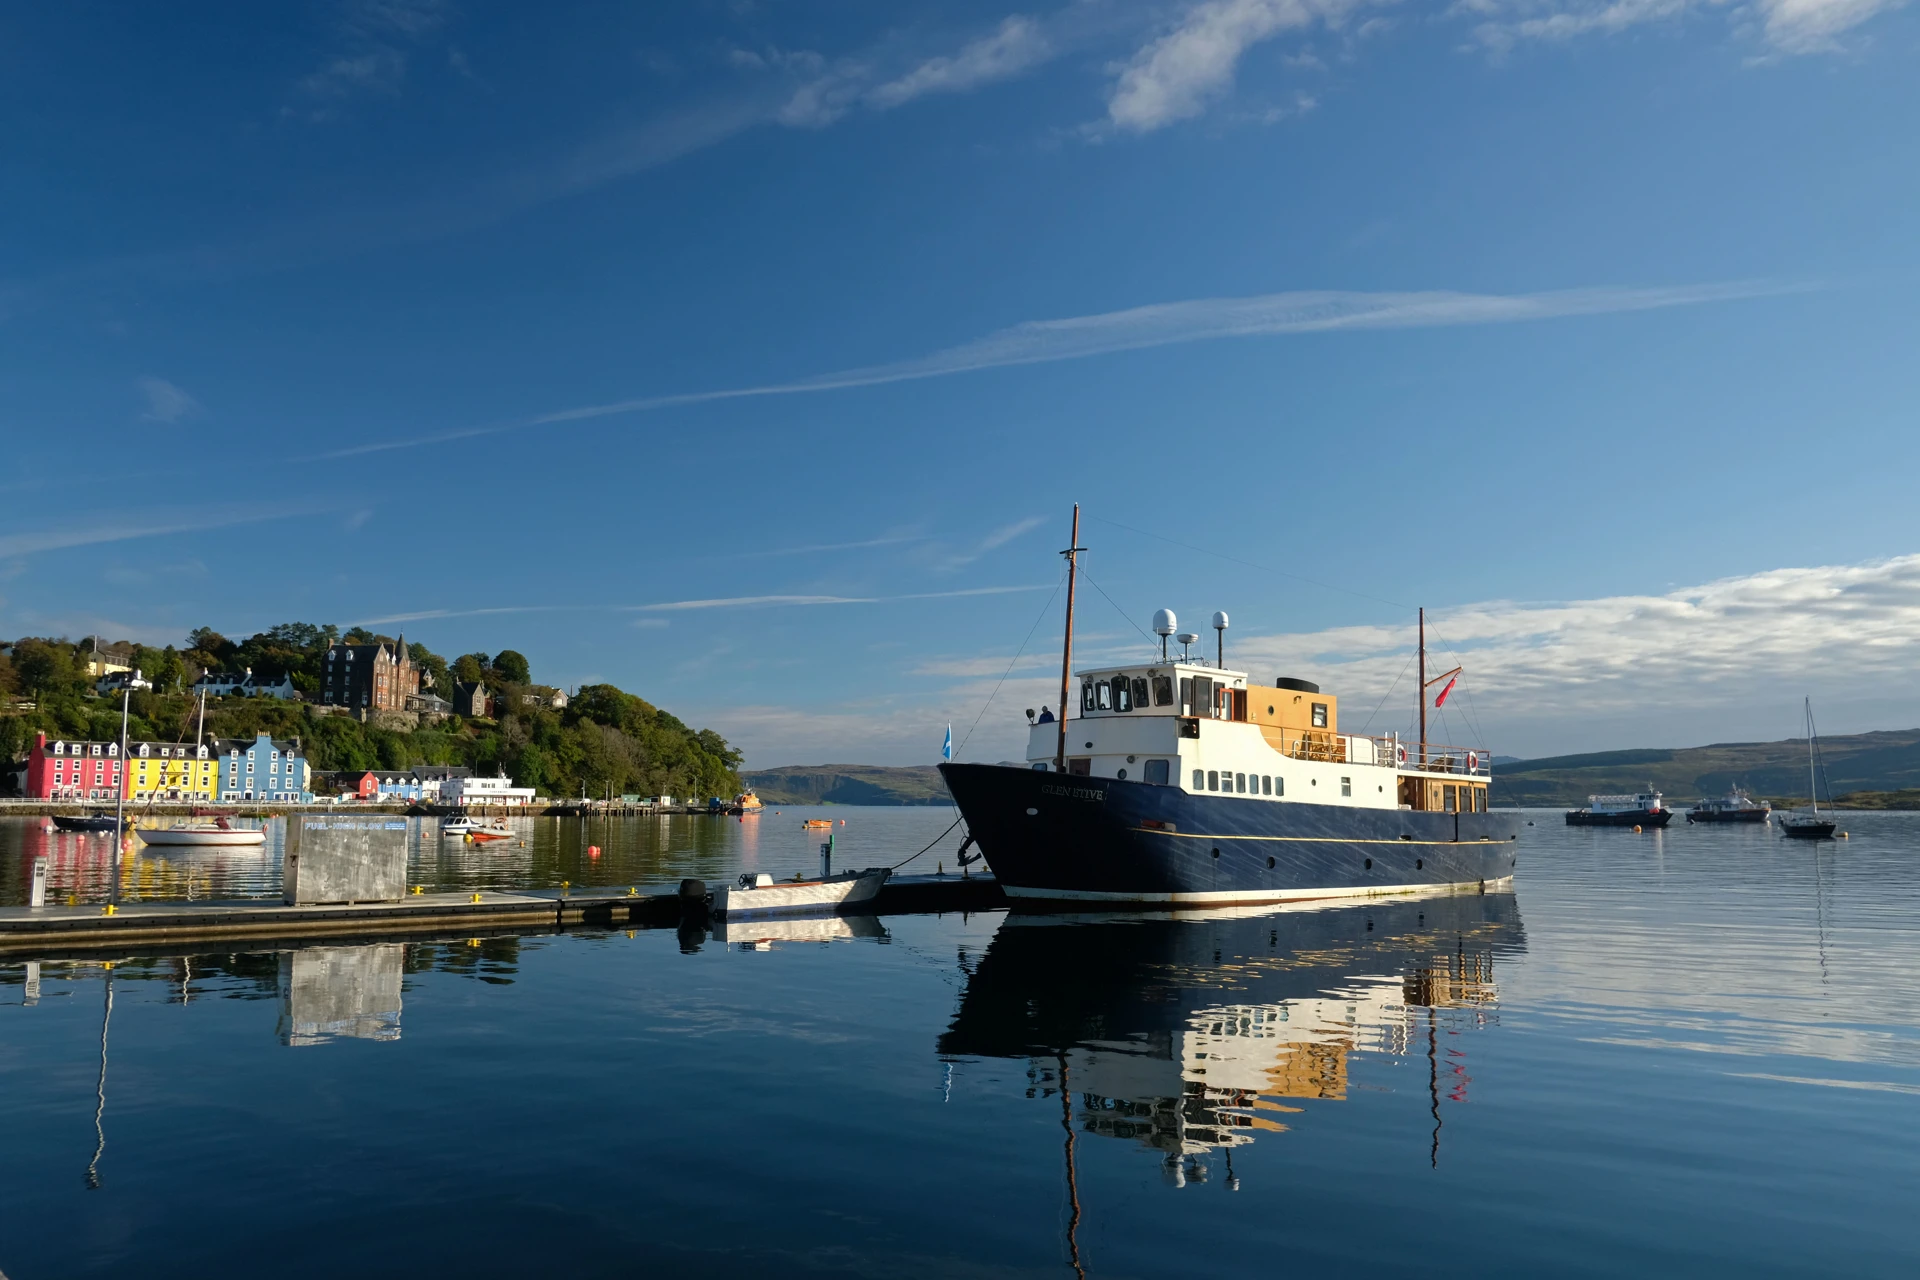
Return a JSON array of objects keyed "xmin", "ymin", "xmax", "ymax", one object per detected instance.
[{"xmin": 0, "ymin": 874, "xmax": 1005, "ymax": 954}]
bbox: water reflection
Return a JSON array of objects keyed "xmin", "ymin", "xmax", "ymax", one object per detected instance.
[
  {"xmin": 941, "ymin": 891, "xmax": 1525, "ymax": 1182},
  {"xmin": 276, "ymin": 944, "xmax": 405, "ymax": 1046}
]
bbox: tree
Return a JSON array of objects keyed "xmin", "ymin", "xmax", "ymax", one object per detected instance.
[
  {"xmin": 453, "ymin": 653, "xmax": 488, "ymax": 684},
  {"xmin": 409, "ymin": 642, "xmax": 450, "ymax": 695},
  {"xmin": 345, "ymin": 626, "xmax": 375, "ymax": 645},
  {"xmin": 13, "ymin": 639, "xmax": 80, "ymax": 697},
  {"xmin": 491, "ymin": 650, "xmax": 530, "ymax": 685}
]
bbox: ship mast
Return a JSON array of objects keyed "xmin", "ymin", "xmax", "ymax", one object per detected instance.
[
  {"xmin": 1418, "ymin": 608, "xmax": 1426, "ymax": 770},
  {"xmin": 1056, "ymin": 504, "xmax": 1083, "ymax": 772}
]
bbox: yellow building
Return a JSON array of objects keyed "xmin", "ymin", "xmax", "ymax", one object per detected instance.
[{"xmin": 125, "ymin": 741, "xmax": 218, "ymax": 802}]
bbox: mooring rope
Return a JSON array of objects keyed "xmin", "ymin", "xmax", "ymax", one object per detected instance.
[{"xmin": 890, "ymin": 814, "xmax": 966, "ymax": 871}]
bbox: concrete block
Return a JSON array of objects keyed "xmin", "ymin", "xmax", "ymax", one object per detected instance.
[
  {"xmin": 277, "ymin": 943, "xmax": 403, "ymax": 1045},
  {"xmin": 285, "ymin": 816, "xmax": 408, "ymax": 905}
]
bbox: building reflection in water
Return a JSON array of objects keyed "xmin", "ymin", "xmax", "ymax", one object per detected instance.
[
  {"xmin": 276, "ymin": 944, "xmax": 405, "ymax": 1046},
  {"xmin": 939, "ymin": 891, "xmax": 1524, "ymax": 1186}
]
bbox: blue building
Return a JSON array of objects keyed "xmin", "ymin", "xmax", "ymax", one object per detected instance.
[{"xmin": 216, "ymin": 733, "xmax": 313, "ymax": 802}]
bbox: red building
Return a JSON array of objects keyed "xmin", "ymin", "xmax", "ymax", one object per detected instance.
[{"xmin": 25, "ymin": 732, "xmax": 125, "ymax": 801}]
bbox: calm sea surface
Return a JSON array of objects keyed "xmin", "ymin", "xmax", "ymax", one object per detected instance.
[{"xmin": 2, "ymin": 808, "xmax": 1917, "ymax": 1278}]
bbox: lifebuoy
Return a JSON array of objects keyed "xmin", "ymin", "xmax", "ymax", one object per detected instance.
[
  {"xmin": 1396, "ymin": 745, "xmax": 1407, "ymax": 766},
  {"xmin": 1467, "ymin": 751, "xmax": 1479, "ymax": 771}
]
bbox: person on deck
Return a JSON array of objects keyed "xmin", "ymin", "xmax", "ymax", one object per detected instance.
[{"xmin": 1036, "ymin": 706, "xmax": 1054, "ymax": 723}]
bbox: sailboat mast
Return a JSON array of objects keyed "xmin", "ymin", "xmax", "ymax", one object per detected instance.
[
  {"xmin": 1807, "ymin": 697, "xmax": 1819, "ymax": 816},
  {"xmin": 1055, "ymin": 504, "xmax": 1083, "ymax": 772},
  {"xmin": 1418, "ymin": 607, "xmax": 1427, "ymax": 769}
]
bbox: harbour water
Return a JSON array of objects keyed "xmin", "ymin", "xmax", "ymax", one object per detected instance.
[{"xmin": 2, "ymin": 810, "xmax": 1917, "ymax": 1277}]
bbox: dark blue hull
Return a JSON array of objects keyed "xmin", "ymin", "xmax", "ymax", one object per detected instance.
[{"xmin": 938, "ymin": 763, "xmax": 1519, "ymax": 906}]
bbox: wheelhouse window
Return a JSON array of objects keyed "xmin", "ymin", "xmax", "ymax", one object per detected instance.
[
  {"xmin": 1096, "ymin": 682, "xmax": 1113, "ymax": 711},
  {"xmin": 1130, "ymin": 677, "xmax": 1149, "ymax": 709},
  {"xmin": 1311, "ymin": 703, "xmax": 1329, "ymax": 728},
  {"xmin": 1152, "ymin": 675, "xmax": 1173, "ymax": 706},
  {"xmin": 1111, "ymin": 677, "xmax": 1131, "ymax": 712},
  {"xmin": 1179, "ymin": 677, "xmax": 1193, "ymax": 714}
]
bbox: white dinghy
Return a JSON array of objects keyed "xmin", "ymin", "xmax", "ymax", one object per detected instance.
[{"xmin": 712, "ymin": 868, "xmax": 890, "ymax": 917}]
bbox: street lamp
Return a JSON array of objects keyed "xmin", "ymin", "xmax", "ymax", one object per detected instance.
[{"xmin": 111, "ymin": 669, "xmax": 152, "ymax": 907}]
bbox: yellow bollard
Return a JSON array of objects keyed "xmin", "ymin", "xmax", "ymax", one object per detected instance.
[
  {"xmin": 102, "ymin": 903, "xmax": 117, "ymax": 916},
  {"xmin": 627, "ymin": 886, "xmax": 637, "ymax": 896},
  {"xmin": 412, "ymin": 885, "xmax": 424, "ymax": 895},
  {"xmin": 470, "ymin": 892, "xmax": 482, "ymax": 903}
]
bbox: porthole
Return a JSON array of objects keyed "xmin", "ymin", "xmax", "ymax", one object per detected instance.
[
  {"xmin": 1126, "ymin": 755, "xmax": 1136, "ymax": 764},
  {"xmin": 1211, "ymin": 847, "xmax": 1220, "ymax": 859},
  {"xmin": 1364, "ymin": 857, "xmax": 1373, "ymax": 870},
  {"xmin": 1025, "ymin": 807, "xmax": 1039, "ymax": 816},
  {"xmin": 1266, "ymin": 856, "xmax": 1275, "ymax": 869},
  {"xmin": 1267, "ymin": 705, "xmax": 1274, "ymax": 715},
  {"xmin": 1116, "ymin": 768, "xmax": 1128, "ymax": 780},
  {"xmin": 1311, "ymin": 778, "xmax": 1317, "ymax": 786},
  {"xmin": 1415, "ymin": 859, "xmax": 1423, "ymax": 870}
]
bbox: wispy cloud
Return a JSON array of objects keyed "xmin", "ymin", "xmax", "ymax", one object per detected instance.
[
  {"xmin": 629, "ymin": 584, "xmax": 1052, "ymax": 612},
  {"xmin": 321, "ymin": 279, "xmax": 1796, "ymax": 461},
  {"xmin": 740, "ymin": 534, "xmax": 931, "ymax": 558},
  {"xmin": 350, "ymin": 584, "xmax": 1052, "ymax": 626},
  {"xmin": 137, "ymin": 376, "xmax": 199, "ymax": 423},
  {"xmin": 1464, "ymin": 0, "xmax": 1907, "ymax": 55},
  {"xmin": 937, "ymin": 516, "xmax": 1048, "ymax": 569},
  {"xmin": 0, "ymin": 502, "xmax": 329, "ymax": 560},
  {"xmin": 1107, "ymin": 0, "xmax": 1364, "ymax": 133},
  {"xmin": 868, "ymin": 16, "xmax": 1054, "ymax": 109}
]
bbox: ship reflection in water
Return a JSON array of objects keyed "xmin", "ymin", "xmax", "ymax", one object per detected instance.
[{"xmin": 940, "ymin": 890, "xmax": 1524, "ymax": 1186}]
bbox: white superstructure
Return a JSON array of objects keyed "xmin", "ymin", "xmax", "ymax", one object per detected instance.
[{"xmin": 1028, "ymin": 660, "xmax": 1491, "ymax": 815}]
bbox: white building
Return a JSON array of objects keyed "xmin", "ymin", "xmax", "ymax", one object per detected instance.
[
  {"xmin": 442, "ymin": 773, "xmax": 537, "ymax": 807},
  {"xmin": 193, "ymin": 668, "xmax": 299, "ymax": 700}
]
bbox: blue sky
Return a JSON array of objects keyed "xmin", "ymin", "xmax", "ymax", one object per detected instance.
[{"xmin": 4, "ymin": 0, "xmax": 1918, "ymax": 766}]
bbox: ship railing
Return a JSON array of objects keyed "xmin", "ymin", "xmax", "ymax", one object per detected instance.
[{"xmin": 1270, "ymin": 733, "xmax": 1492, "ymax": 776}]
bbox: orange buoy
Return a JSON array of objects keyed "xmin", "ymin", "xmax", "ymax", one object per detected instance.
[
  {"xmin": 588, "ymin": 845, "xmax": 600, "ymax": 857},
  {"xmin": 1633, "ymin": 825, "xmax": 1643, "ymax": 833}
]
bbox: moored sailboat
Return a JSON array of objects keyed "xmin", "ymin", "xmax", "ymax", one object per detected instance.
[{"xmin": 1779, "ymin": 698, "xmax": 1838, "ymax": 839}]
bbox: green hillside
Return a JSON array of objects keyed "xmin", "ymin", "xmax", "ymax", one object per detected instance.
[
  {"xmin": 743, "ymin": 764, "xmax": 953, "ymax": 806},
  {"xmin": 1490, "ymin": 729, "xmax": 1920, "ymax": 808}
]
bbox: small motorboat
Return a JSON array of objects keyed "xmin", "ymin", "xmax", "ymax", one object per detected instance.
[
  {"xmin": 735, "ymin": 789, "xmax": 764, "ymax": 813},
  {"xmin": 802, "ymin": 819, "xmax": 834, "ymax": 830},
  {"xmin": 712, "ymin": 867, "xmax": 889, "ymax": 916},
  {"xmin": 467, "ymin": 826, "xmax": 513, "ymax": 842},
  {"xmin": 137, "ymin": 818, "xmax": 266, "ymax": 848},
  {"xmin": 52, "ymin": 813, "xmax": 122, "ymax": 833},
  {"xmin": 1687, "ymin": 788, "xmax": 1771, "ymax": 824},
  {"xmin": 442, "ymin": 818, "xmax": 479, "ymax": 836}
]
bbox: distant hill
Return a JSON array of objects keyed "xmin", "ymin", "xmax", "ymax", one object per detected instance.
[
  {"xmin": 1491, "ymin": 728, "xmax": 1920, "ymax": 808},
  {"xmin": 743, "ymin": 764, "xmax": 952, "ymax": 806}
]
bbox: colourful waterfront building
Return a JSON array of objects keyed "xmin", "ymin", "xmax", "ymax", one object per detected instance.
[
  {"xmin": 214, "ymin": 733, "xmax": 313, "ymax": 802},
  {"xmin": 24, "ymin": 732, "xmax": 217, "ymax": 801},
  {"xmin": 25, "ymin": 733, "xmax": 124, "ymax": 801}
]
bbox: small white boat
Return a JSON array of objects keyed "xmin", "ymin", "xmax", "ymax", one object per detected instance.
[
  {"xmin": 711, "ymin": 868, "xmax": 890, "ymax": 917},
  {"xmin": 441, "ymin": 818, "xmax": 479, "ymax": 836},
  {"xmin": 138, "ymin": 820, "xmax": 267, "ymax": 848}
]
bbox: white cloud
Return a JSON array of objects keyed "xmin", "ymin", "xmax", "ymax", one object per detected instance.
[
  {"xmin": 316, "ymin": 278, "xmax": 1801, "ymax": 460},
  {"xmin": 137, "ymin": 376, "xmax": 199, "ymax": 423},
  {"xmin": 704, "ymin": 552, "xmax": 1920, "ymax": 767},
  {"xmin": 0, "ymin": 502, "xmax": 324, "ymax": 559},
  {"xmin": 1466, "ymin": 0, "xmax": 1907, "ymax": 54},
  {"xmin": 868, "ymin": 16, "xmax": 1053, "ymax": 109},
  {"xmin": 1108, "ymin": 0, "xmax": 1362, "ymax": 133},
  {"xmin": 300, "ymin": 46, "xmax": 409, "ymax": 99}
]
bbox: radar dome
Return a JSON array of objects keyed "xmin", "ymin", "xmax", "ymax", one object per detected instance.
[
  {"xmin": 1152, "ymin": 608, "xmax": 1177, "ymax": 637},
  {"xmin": 1212, "ymin": 611, "xmax": 1229, "ymax": 630},
  {"xmin": 1176, "ymin": 632, "xmax": 1199, "ymax": 646}
]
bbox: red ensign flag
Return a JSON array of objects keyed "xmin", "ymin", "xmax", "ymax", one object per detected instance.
[{"xmin": 1434, "ymin": 676, "xmax": 1457, "ymax": 707}]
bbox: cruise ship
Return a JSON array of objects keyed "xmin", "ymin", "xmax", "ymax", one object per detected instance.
[{"xmin": 937, "ymin": 508, "xmax": 1520, "ymax": 907}]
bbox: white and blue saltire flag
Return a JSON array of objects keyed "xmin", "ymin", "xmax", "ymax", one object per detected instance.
[{"xmin": 942, "ymin": 723, "xmax": 953, "ymax": 761}]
